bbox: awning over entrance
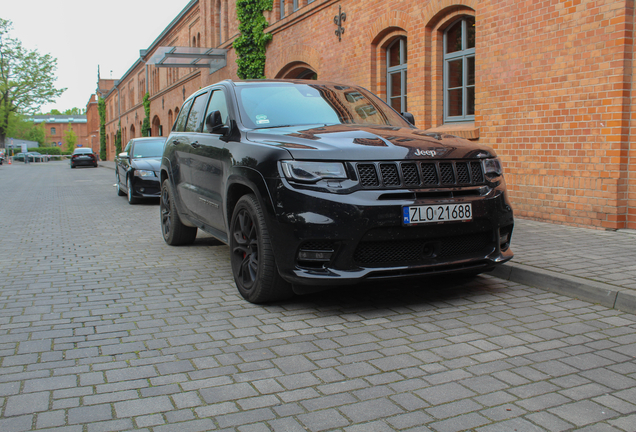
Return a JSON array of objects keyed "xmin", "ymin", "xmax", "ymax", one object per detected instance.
[{"xmin": 147, "ymin": 47, "xmax": 227, "ymax": 74}]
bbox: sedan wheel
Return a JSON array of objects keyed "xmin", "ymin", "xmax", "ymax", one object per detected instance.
[
  {"xmin": 160, "ymin": 179, "xmax": 197, "ymax": 245},
  {"xmin": 116, "ymin": 173, "xmax": 126, "ymax": 196},
  {"xmin": 229, "ymin": 194, "xmax": 292, "ymax": 303},
  {"xmin": 127, "ymin": 176, "xmax": 139, "ymax": 204}
]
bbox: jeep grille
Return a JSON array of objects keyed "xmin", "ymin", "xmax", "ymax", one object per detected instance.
[{"xmin": 356, "ymin": 161, "xmax": 485, "ymax": 189}]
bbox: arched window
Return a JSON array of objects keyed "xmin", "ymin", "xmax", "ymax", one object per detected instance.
[
  {"xmin": 444, "ymin": 16, "xmax": 475, "ymax": 122},
  {"xmin": 168, "ymin": 110, "xmax": 174, "ymax": 131},
  {"xmin": 386, "ymin": 37, "xmax": 407, "ymax": 113}
]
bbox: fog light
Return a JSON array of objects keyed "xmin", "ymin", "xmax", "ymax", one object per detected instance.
[
  {"xmin": 139, "ymin": 187, "xmax": 145, "ymax": 193},
  {"xmin": 500, "ymin": 232, "xmax": 510, "ymax": 245}
]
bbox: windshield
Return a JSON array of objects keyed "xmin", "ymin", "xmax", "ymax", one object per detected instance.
[
  {"xmin": 235, "ymin": 83, "xmax": 411, "ymax": 129},
  {"xmin": 132, "ymin": 139, "xmax": 165, "ymax": 158}
]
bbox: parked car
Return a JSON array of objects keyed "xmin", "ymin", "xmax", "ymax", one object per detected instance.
[
  {"xmin": 115, "ymin": 137, "xmax": 165, "ymax": 204},
  {"xmin": 70, "ymin": 148, "xmax": 98, "ymax": 168},
  {"xmin": 160, "ymin": 79, "xmax": 514, "ymax": 303},
  {"xmin": 0, "ymin": 154, "xmax": 4, "ymax": 165},
  {"xmin": 13, "ymin": 152, "xmax": 48, "ymax": 163}
]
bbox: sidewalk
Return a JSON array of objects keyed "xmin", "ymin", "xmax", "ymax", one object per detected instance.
[
  {"xmin": 98, "ymin": 161, "xmax": 636, "ymax": 313},
  {"xmin": 489, "ymin": 219, "xmax": 636, "ymax": 315}
]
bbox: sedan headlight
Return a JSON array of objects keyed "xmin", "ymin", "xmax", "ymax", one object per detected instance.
[
  {"xmin": 134, "ymin": 170, "xmax": 156, "ymax": 178},
  {"xmin": 483, "ymin": 158, "xmax": 503, "ymax": 177},
  {"xmin": 281, "ymin": 161, "xmax": 347, "ymax": 183}
]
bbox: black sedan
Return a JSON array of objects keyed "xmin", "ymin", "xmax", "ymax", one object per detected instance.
[
  {"xmin": 115, "ymin": 137, "xmax": 165, "ymax": 204},
  {"xmin": 70, "ymin": 148, "xmax": 98, "ymax": 168}
]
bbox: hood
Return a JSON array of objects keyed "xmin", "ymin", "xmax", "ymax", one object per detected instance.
[
  {"xmin": 245, "ymin": 124, "xmax": 496, "ymax": 160},
  {"xmin": 131, "ymin": 157, "xmax": 161, "ymax": 171}
]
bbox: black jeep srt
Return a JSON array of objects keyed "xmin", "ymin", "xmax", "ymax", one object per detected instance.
[{"xmin": 160, "ymin": 79, "xmax": 514, "ymax": 303}]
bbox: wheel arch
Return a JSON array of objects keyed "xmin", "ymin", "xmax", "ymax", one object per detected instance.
[{"xmin": 225, "ymin": 167, "xmax": 276, "ymax": 230}]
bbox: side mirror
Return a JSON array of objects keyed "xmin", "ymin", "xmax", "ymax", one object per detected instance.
[
  {"xmin": 206, "ymin": 111, "xmax": 229, "ymax": 134},
  {"xmin": 401, "ymin": 112, "xmax": 415, "ymax": 126},
  {"xmin": 118, "ymin": 152, "xmax": 128, "ymax": 158}
]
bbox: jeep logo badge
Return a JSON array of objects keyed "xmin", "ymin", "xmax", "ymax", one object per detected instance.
[{"xmin": 414, "ymin": 149, "xmax": 436, "ymax": 157}]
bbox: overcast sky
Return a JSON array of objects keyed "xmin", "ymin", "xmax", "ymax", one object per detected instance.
[{"xmin": 2, "ymin": 0, "xmax": 192, "ymax": 113}]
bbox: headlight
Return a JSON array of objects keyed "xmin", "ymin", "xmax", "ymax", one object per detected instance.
[
  {"xmin": 483, "ymin": 158, "xmax": 503, "ymax": 177},
  {"xmin": 281, "ymin": 161, "xmax": 347, "ymax": 183},
  {"xmin": 134, "ymin": 170, "xmax": 156, "ymax": 177}
]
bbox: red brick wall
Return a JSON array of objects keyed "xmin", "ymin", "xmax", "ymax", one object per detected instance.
[
  {"xmin": 97, "ymin": 0, "xmax": 636, "ymax": 229},
  {"xmin": 479, "ymin": 0, "xmax": 634, "ymax": 229}
]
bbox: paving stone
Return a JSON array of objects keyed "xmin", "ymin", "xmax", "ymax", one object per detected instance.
[{"xmin": 4, "ymin": 391, "xmax": 50, "ymax": 416}]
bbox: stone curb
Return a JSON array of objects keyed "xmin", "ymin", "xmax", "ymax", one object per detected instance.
[{"xmin": 488, "ymin": 262, "xmax": 636, "ymax": 315}]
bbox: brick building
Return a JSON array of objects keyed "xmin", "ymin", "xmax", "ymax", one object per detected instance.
[
  {"xmin": 31, "ymin": 115, "xmax": 90, "ymax": 151},
  {"xmin": 94, "ymin": 0, "xmax": 636, "ymax": 230}
]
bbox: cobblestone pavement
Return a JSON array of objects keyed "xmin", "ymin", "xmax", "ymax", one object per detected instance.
[{"xmin": 1, "ymin": 161, "xmax": 636, "ymax": 432}]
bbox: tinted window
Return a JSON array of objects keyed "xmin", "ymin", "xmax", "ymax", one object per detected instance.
[
  {"xmin": 123, "ymin": 142, "xmax": 132, "ymax": 154},
  {"xmin": 204, "ymin": 90, "xmax": 229, "ymax": 126},
  {"xmin": 185, "ymin": 93, "xmax": 209, "ymax": 132},
  {"xmin": 174, "ymin": 99, "xmax": 193, "ymax": 132}
]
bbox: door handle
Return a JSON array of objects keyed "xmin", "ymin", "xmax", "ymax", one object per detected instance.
[{"xmin": 191, "ymin": 141, "xmax": 201, "ymax": 148}]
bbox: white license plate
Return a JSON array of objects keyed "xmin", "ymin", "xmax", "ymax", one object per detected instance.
[{"xmin": 403, "ymin": 203, "xmax": 472, "ymax": 224}]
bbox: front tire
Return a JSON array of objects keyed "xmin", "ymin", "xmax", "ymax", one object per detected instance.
[
  {"xmin": 160, "ymin": 179, "xmax": 197, "ymax": 245},
  {"xmin": 127, "ymin": 176, "xmax": 139, "ymax": 204},
  {"xmin": 116, "ymin": 172, "xmax": 126, "ymax": 196},
  {"xmin": 230, "ymin": 194, "xmax": 293, "ymax": 303}
]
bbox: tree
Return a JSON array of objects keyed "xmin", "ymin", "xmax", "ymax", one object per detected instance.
[
  {"xmin": 98, "ymin": 97, "xmax": 106, "ymax": 160},
  {"xmin": 4, "ymin": 111, "xmax": 46, "ymax": 146},
  {"xmin": 64, "ymin": 123, "xmax": 77, "ymax": 152},
  {"xmin": 0, "ymin": 19, "xmax": 65, "ymax": 148}
]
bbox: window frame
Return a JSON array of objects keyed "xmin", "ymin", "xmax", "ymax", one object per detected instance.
[
  {"xmin": 443, "ymin": 17, "xmax": 475, "ymax": 123},
  {"xmin": 386, "ymin": 37, "xmax": 407, "ymax": 113}
]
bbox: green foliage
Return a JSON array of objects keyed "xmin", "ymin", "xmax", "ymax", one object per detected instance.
[
  {"xmin": 47, "ymin": 107, "xmax": 84, "ymax": 115},
  {"xmin": 0, "ymin": 19, "xmax": 66, "ymax": 148},
  {"xmin": 98, "ymin": 97, "xmax": 107, "ymax": 160},
  {"xmin": 142, "ymin": 92, "xmax": 151, "ymax": 137},
  {"xmin": 115, "ymin": 121, "xmax": 122, "ymax": 154},
  {"xmin": 63, "ymin": 123, "xmax": 77, "ymax": 151},
  {"xmin": 4, "ymin": 111, "xmax": 46, "ymax": 146},
  {"xmin": 27, "ymin": 146, "xmax": 60, "ymax": 155},
  {"xmin": 234, "ymin": 0, "xmax": 273, "ymax": 79}
]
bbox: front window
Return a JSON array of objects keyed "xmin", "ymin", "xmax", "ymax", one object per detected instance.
[
  {"xmin": 386, "ymin": 37, "xmax": 407, "ymax": 113},
  {"xmin": 444, "ymin": 17, "xmax": 475, "ymax": 122},
  {"xmin": 235, "ymin": 83, "xmax": 411, "ymax": 129}
]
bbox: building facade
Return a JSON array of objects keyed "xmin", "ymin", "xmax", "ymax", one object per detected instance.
[
  {"xmin": 94, "ymin": 0, "xmax": 636, "ymax": 230},
  {"xmin": 31, "ymin": 115, "xmax": 89, "ymax": 150}
]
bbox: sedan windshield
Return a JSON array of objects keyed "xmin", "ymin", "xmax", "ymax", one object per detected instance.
[
  {"xmin": 132, "ymin": 139, "xmax": 165, "ymax": 158},
  {"xmin": 235, "ymin": 83, "xmax": 411, "ymax": 129}
]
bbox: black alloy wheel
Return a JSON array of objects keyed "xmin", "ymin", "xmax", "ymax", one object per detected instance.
[
  {"xmin": 229, "ymin": 194, "xmax": 292, "ymax": 303},
  {"xmin": 116, "ymin": 172, "xmax": 126, "ymax": 196},
  {"xmin": 160, "ymin": 179, "xmax": 197, "ymax": 245}
]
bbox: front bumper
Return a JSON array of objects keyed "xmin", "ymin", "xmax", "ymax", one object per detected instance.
[
  {"xmin": 265, "ymin": 180, "xmax": 514, "ymax": 290},
  {"xmin": 131, "ymin": 177, "xmax": 161, "ymax": 198}
]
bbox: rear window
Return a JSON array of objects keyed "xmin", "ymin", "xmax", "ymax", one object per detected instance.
[{"xmin": 73, "ymin": 148, "xmax": 93, "ymax": 154}]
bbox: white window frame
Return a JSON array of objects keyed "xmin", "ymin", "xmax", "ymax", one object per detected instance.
[
  {"xmin": 443, "ymin": 17, "xmax": 475, "ymax": 122},
  {"xmin": 386, "ymin": 37, "xmax": 407, "ymax": 113}
]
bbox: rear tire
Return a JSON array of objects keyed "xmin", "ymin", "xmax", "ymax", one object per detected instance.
[
  {"xmin": 230, "ymin": 194, "xmax": 293, "ymax": 303},
  {"xmin": 160, "ymin": 179, "xmax": 197, "ymax": 245}
]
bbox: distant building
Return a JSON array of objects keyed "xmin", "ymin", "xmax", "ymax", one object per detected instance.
[
  {"xmin": 4, "ymin": 138, "xmax": 39, "ymax": 150},
  {"xmin": 31, "ymin": 115, "xmax": 90, "ymax": 150}
]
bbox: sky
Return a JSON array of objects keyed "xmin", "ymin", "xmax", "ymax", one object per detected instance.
[{"xmin": 2, "ymin": 0, "xmax": 193, "ymax": 114}]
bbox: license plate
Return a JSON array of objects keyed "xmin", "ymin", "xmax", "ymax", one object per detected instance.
[{"xmin": 403, "ymin": 203, "xmax": 472, "ymax": 224}]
